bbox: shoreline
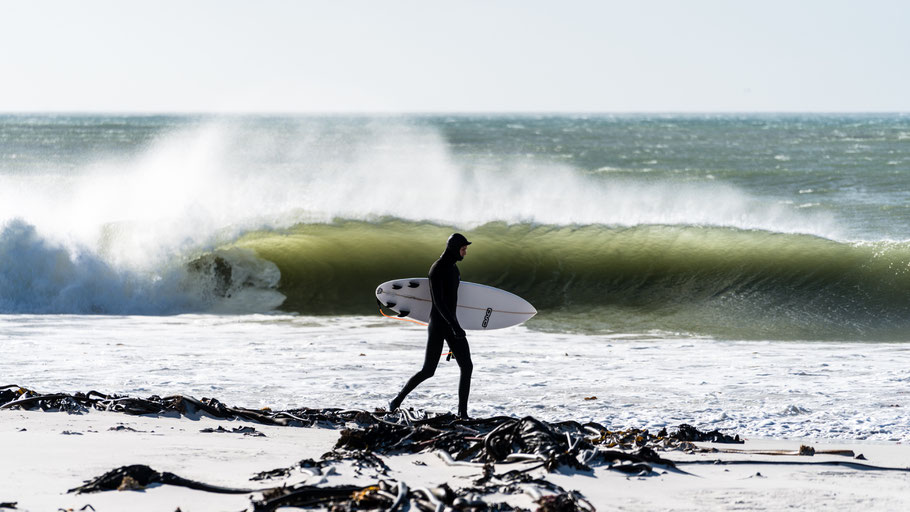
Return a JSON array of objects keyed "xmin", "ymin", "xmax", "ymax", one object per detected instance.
[
  {"xmin": 2, "ymin": 388, "xmax": 909, "ymax": 511},
  {"xmin": 5, "ymin": 315, "xmax": 908, "ymax": 444}
]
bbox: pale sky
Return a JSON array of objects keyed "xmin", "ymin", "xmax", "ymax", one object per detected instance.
[{"xmin": 1, "ymin": 0, "xmax": 907, "ymax": 113}]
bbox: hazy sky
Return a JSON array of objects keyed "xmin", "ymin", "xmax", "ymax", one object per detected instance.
[{"xmin": 1, "ymin": 0, "xmax": 907, "ymax": 113}]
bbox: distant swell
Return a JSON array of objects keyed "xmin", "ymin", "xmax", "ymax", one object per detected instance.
[{"xmin": 231, "ymin": 219, "xmax": 910, "ymax": 340}]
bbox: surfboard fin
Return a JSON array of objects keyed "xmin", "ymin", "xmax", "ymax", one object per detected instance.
[
  {"xmin": 377, "ymin": 298, "xmax": 397, "ymax": 309},
  {"xmin": 397, "ymin": 310, "xmax": 410, "ymax": 318},
  {"xmin": 408, "ymin": 281, "xmax": 420, "ymax": 288},
  {"xmin": 392, "ymin": 283, "xmax": 403, "ymax": 290}
]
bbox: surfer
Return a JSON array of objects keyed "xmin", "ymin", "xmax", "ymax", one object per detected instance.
[{"xmin": 390, "ymin": 233, "xmax": 473, "ymax": 419}]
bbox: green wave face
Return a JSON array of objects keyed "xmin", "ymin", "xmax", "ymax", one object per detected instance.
[{"xmin": 231, "ymin": 219, "xmax": 910, "ymax": 341}]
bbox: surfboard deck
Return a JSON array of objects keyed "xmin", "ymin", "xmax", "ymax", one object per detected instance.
[{"xmin": 375, "ymin": 278, "xmax": 536, "ymax": 330}]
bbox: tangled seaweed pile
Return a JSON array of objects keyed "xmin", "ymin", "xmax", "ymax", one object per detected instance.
[
  {"xmin": 0, "ymin": 385, "xmax": 752, "ymax": 511},
  {"xmin": 0, "ymin": 384, "xmax": 353, "ymax": 427}
]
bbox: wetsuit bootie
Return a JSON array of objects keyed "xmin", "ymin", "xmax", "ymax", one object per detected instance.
[{"xmin": 388, "ymin": 398, "xmax": 400, "ymax": 412}]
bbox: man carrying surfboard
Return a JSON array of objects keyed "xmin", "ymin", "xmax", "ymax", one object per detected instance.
[{"xmin": 389, "ymin": 233, "xmax": 473, "ymax": 419}]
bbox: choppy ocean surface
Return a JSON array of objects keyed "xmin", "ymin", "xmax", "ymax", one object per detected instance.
[{"xmin": 2, "ymin": 114, "xmax": 910, "ymax": 440}]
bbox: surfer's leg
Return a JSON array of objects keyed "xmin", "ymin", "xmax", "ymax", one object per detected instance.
[
  {"xmin": 446, "ymin": 335, "xmax": 473, "ymax": 418},
  {"xmin": 391, "ymin": 322, "xmax": 445, "ymax": 409}
]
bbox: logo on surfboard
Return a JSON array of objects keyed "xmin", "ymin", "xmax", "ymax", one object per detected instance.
[{"xmin": 482, "ymin": 308, "xmax": 493, "ymax": 328}]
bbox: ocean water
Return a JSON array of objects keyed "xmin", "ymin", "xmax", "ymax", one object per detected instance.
[{"xmin": 2, "ymin": 114, "xmax": 910, "ymax": 440}]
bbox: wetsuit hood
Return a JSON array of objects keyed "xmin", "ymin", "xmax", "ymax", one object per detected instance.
[{"xmin": 443, "ymin": 233, "xmax": 471, "ymax": 262}]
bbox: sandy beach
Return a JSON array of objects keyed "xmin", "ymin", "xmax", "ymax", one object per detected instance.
[{"xmin": 2, "ymin": 392, "xmax": 909, "ymax": 512}]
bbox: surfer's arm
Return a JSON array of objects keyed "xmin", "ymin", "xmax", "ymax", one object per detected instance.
[{"xmin": 429, "ymin": 273, "xmax": 465, "ymax": 336}]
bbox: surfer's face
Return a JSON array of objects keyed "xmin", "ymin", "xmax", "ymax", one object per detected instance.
[{"xmin": 459, "ymin": 245, "xmax": 468, "ymax": 258}]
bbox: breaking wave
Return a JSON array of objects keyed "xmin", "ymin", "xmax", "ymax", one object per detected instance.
[
  {"xmin": 7, "ymin": 215, "xmax": 910, "ymax": 340},
  {"xmin": 225, "ymin": 219, "xmax": 910, "ymax": 340}
]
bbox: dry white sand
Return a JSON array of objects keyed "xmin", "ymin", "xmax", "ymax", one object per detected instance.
[{"xmin": 1, "ymin": 409, "xmax": 909, "ymax": 511}]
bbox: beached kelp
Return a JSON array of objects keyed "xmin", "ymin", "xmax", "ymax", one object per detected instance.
[
  {"xmin": 0, "ymin": 384, "xmax": 734, "ymax": 475},
  {"xmin": 332, "ymin": 410, "xmax": 735, "ymax": 476},
  {"xmin": 665, "ymin": 424, "xmax": 742, "ymax": 444},
  {"xmin": 251, "ymin": 478, "xmax": 594, "ymax": 512},
  {"xmin": 69, "ymin": 464, "xmax": 256, "ymax": 495},
  {"xmin": 584, "ymin": 423, "xmax": 743, "ymax": 453},
  {"xmin": 200, "ymin": 425, "xmax": 267, "ymax": 437},
  {"xmin": 253, "ymin": 482, "xmax": 390, "ymax": 511},
  {"xmin": 0, "ymin": 384, "xmax": 735, "ymax": 456},
  {"xmin": 0, "ymin": 385, "xmax": 748, "ymax": 510},
  {"xmin": 9, "ymin": 385, "xmax": 908, "ymax": 510},
  {"xmin": 69, "ymin": 464, "xmax": 579, "ymax": 512},
  {"xmin": 0, "ymin": 384, "xmax": 365, "ymax": 427}
]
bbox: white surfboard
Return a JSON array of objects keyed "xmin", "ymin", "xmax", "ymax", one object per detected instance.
[{"xmin": 375, "ymin": 278, "xmax": 536, "ymax": 330}]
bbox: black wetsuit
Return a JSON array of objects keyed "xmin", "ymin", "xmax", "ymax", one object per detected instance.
[{"xmin": 391, "ymin": 242, "xmax": 473, "ymax": 417}]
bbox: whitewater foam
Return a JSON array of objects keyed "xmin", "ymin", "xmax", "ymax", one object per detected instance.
[
  {"xmin": 0, "ymin": 219, "xmax": 194, "ymax": 314},
  {"xmin": 0, "ymin": 219, "xmax": 283, "ymax": 315},
  {"xmin": 4, "ymin": 314, "xmax": 909, "ymax": 442}
]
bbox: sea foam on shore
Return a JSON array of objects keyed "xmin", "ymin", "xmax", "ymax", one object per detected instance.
[{"xmin": 3, "ymin": 314, "xmax": 910, "ymax": 443}]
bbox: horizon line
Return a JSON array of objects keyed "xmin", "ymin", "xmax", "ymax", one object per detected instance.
[{"xmin": 1, "ymin": 110, "xmax": 908, "ymax": 117}]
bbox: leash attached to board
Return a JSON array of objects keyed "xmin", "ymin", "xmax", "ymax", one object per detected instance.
[
  {"xmin": 377, "ymin": 301, "xmax": 453, "ymax": 361},
  {"xmin": 377, "ymin": 300, "xmax": 428, "ymax": 327}
]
